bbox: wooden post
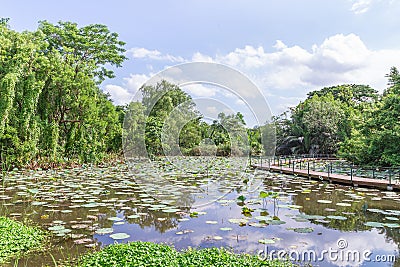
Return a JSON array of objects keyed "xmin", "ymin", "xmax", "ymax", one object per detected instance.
[
  {"xmin": 372, "ymin": 169, "xmax": 375, "ymax": 179},
  {"xmin": 268, "ymin": 158, "xmax": 270, "ymax": 169},
  {"xmin": 388, "ymin": 169, "xmax": 393, "ymax": 191},
  {"xmin": 327, "ymin": 163, "xmax": 330, "ymax": 178},
  {"xmin": 292, "ymin": 161, "xmax": 295, "ymax": 174},
  {"xmin": 307, "ymin": 161, "xmax": 310, "ymax": 179},
  {"xmin": 313, "ymin": 160, "xmax": 315, "ymax": 171},
  {"xmin": 350, "ymin": 166, "xmax": 353, "ymax": 182}
]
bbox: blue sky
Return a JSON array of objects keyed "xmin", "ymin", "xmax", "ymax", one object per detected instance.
[{"xmin": 2, "ymin": 0, "xmax": 400, "ymax": 124}]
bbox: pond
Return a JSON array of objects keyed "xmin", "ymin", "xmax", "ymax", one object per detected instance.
[{"xmin": 1, "ymin": 157, "xmax": 399, "ymax": 266}]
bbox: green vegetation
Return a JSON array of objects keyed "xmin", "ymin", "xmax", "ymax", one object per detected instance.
[
  {"xmin": 123, "ymin": 80, "xmax": 251, "ymax": 157},
  {"xmin": 74, "ymin": 241, "xmax": 291, "ymax": 267},
  {"xmin": 339, "ymin": 67, "xmax": 400, "ymax": 166},
  {"xmin": 1, "ymin": 17, "xmax": 399, "ymax": 168},
  {"xmin": 274, "ymin": 71, "xmax": 400, "ymax": 166},
  {"xmin": 0, "ymin": 19, "xmax": 125, "ymax": 169},
  {"xmin": 0, "ymin": 216, "xmax": 47, "ymax": 264}
]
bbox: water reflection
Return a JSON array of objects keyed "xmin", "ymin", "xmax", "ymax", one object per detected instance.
[{"xmin": 0, "ymin": 160, "xmax": 398, "ymax": 266}]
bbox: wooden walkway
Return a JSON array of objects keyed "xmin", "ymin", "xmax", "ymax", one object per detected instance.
[{"xmin": 252, "ymin": 162, "xmax": 400, "ymax": 191}]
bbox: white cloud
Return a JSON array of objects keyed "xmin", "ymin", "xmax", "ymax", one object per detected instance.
[
  {"xmin": 103, "ymin": 74, "xmax": 149, "ymax": 105},
  {"xmin": 124, "ymin": 73, "xmax": 149, "ymax": 92},
  {"xmin": 212, "ymin": 33, "xmax": 400, "ymax": 93},
  {"xmin": 209, "ymin": 34, "xmax": 400, "ymax": 114},
  {"xmin": 103, "ymin": 85, "xmax": 132, "ymax": 105},
  {"xmin": 205, "ymin": 106, "xmax": 218, "ymax": 115},
  {"xmin": 309, "ymin": 34, "xmax": 370, "ymax": 71},
  {"xmin": 127, "ymin": 47, "xmax": 185, "ymax": 63},
  {"xmin": 235, "ymin": 99, "xmax": 246, "ymax": 106},
  {"xmin": 350, "ymin": 0, "xmax": 372, "ymax": 14},
  {"xmin": 273, "ymin": 40, "xmax": 287, "ymax": 50},
  {"xmin": 129, "ymin": 47, "xmax": 161, "ymax": 58},
  {"xmin": 349, "ymin": 0, "xmax": 398, "ymax": 15},
  {"xmin": 112, "ymin": 33, "xmax": 400, "ymax": 116},
  {"xmin": 182, "ymin": 84, "xmax": 217, "ymax": 97},
  {"xmin": 192, "ymin": 52, "xmax": 213, "ymax": 62},
  {"xmin": 217, "ymin": 45, "xmax": 266, "ymax": 69}
]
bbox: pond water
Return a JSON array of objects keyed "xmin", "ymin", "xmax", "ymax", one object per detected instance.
[{"xmin": 1, "ymin": 157, "xmax": 399, "ymax": 266}]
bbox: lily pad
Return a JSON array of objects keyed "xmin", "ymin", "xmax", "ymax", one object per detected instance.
[
  {"xmin": 336, "ymin": 202, "xmax": 351, "ymax": 207},
  {"xmin": 327, "ymin": 215, "xmax": 347, "ymax": 220},
  {"xmin": 317, "ymin": 200, "xmax": 332, "ymax": 204},
  {"xmin": 385, "ymin": 217, "xmax": 399, "ymax": 221},
  {"xmin": 107, "ymin": 217, "xmax": 123, "ymax": 222},
  {"xmin": 109, "ymin": 233, "xmax": 130, "ymax": 240},
  {"xmin": 324, "ymin": 208, "xmax": 337, "ymax": 212},
  {"xmin": 81, "ymin": 203, "xmax": 100, "ymax": 208},
  {"xmin": 228, "ymin": 218, "xmax": 248, "ymax": 225},
  {"xmin": 48, "ymin": 225, "xmax": 65, "ymax": 231},
  {"xmin": 31, "ymin": 201, "xmax": 47, "ymax": 206},
  {"xmin": 302, "ymin": 215, "xmax": 326, "ymax": 220},
  {"xmin": 162, "ymin": 208, "xmax": 180, "ymax": 213},
  {"xmin": 95, "ymin": 228, "xmax": 114, "ymax": 235},
  {"xmin": 364, "ymin": 222, "xmax": 384, "ymax": 227},
  {"xmin": 126, "ymin": 215, "xmax": 140, "ymax": 219},
  {"xmin": 255, "ymin": 216, "xmax": 270, "ymax": 221},
  {"xmin": 249, "ymin": 222, "xmax": 267, "ymax": 228},
  {"xmin": 269, "ymin": 220, "xmax": 286, "ymax": 225},
  {"xmin": 383, "ymin": 223, "xmax": 400, "ymax": 228},
  {"xmin": 258, "ymin": 238, "xmax": 275, "ymax": 244},
  {"xmin": 293, "ymin": 227, "xmax": 314, "ymax": 233}
]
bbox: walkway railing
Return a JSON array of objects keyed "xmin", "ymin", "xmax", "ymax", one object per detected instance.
[{"xmin": 250, "ymin": 155, "xmax": 400, "ymax": 184}]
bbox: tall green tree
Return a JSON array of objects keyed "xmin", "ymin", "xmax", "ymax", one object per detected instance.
[
  {"xmin": 0, "ymin": 20, "xmax": 126, "ymax": 168},
  {"xmin": 340, "ymin": 67, "xmax": 400, "ymax": 166},
  {"xmin": 138, "ymin": 81, "xmax": 202, "ymax": 156}
]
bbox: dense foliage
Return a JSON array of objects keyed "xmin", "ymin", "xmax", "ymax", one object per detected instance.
[
  {"xmin": 274, "ymin": 72, "xmax": 400, "ymax": 166},
  {"xmin": 0, "ymin": 216, "xmax": 47, "ymax": 263},
  {"xmin": 273, "ymin": 84, "xmax": 377, "ymax": 155},
  {"xmin": 339, "ymin": 68, "xmax": 400, "ymax": 166},
  {"xmin": 0, "ymin": 20, "xmax": 126, "ymax": 168},
  {"xmin": 123, "ymin": 80, "xmax": 251, "ymax": 157},
  {"xmin": 2, "ymin": 18, "xmax": 399, "ymax": 168},
  {"xmin": 74, "ymin": 241, "xmax": 291, "ymax": 267}
]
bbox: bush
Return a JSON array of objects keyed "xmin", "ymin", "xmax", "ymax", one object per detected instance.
[{"xmin": 74, "ymin": 241, "xmax": 292, "ymax": 267}]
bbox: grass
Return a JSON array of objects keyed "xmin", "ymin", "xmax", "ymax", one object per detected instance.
[
  {"xmin": 0, "ymin": 216, "xmax": 48, "ymax": 264},
  {"xmin": 72, "ymin": 241, "xmax": 292, "ymax": 267}
]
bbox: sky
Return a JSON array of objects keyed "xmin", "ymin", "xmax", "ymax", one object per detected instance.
[{"xmin": 2, "ymin": 0, "xmax": 400, "ymax": 125}]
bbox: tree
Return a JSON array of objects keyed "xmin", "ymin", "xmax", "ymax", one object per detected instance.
[
  {"xmin": 0, "ymin": 20, "xmax": 126, "ymax": 168},
  {"xmin": 138, "ymin": 81, "xmax": 202, "ymax": 156},
  {"xmin": 206, "ymin": 112, "xmax": 248, "ymax": 156},
  {"xmin": 340, "ymin": 67, "xmax": 400, "ymax": 166},
  {"xmin": 307, "ymin": 84, "xmax": 378, "ymax": 106}
]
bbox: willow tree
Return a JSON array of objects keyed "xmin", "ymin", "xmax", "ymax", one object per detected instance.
[
  {"xmin": 0, "ymin": 22, "xmax": 50, "ymax": 166},
  {"xmin": 0, "ymin": 20, "xmax": 127, "ymax": 168}
]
